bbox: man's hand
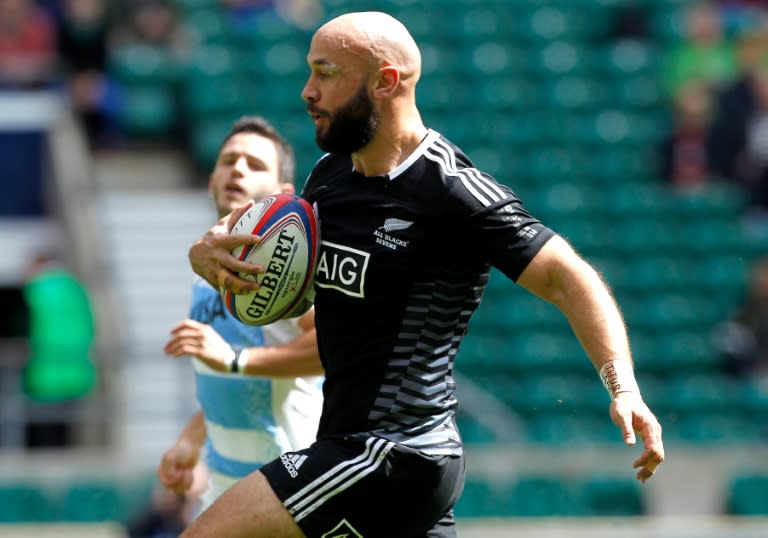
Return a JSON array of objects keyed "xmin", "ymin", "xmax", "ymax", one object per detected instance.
[
  {"xmin": 189, "ymin": 202, "xmax": 264, "ymax": 294},
  {"xmin": 610, "ymin": 392, "xmax": 665, "ymax": 483},
  {"xmin": 157, "ymin": 439, "xmax": 201, "ymax": 495},
  {"xmin": 164, "ymin": 319, "xmax": 235, "ymax": 372}
]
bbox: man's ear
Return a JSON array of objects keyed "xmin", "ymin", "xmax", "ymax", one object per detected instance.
[{"xmin": 373, "ymin": 65, "xmax": 400, "ymax": 98}]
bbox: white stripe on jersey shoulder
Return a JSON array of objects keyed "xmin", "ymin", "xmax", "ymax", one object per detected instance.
[
  {"xmin": 388, "ymin": 129, "xmax": 442, "ymax": 180},
  {"xmin": 424, "ymin": 136, "xmax": 507, "ymax": 207}
]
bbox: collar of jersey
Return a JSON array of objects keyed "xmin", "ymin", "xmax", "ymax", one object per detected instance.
[{"xmin": 350, "ymin": 129, "xmax": 440, "ymax": 181}]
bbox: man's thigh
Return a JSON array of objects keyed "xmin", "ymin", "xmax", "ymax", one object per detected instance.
[
  {"xmin": 182, "ymin": 471, "xmax": 304, "ymax": 538},
  {"xmin": 262, "ymin": 434, "xmax": 465, "ymax": 538}
]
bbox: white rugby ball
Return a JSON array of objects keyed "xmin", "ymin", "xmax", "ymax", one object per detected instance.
[{"xmin": 222, "ymin": 193, "xmax": 319, "ymax": 326}]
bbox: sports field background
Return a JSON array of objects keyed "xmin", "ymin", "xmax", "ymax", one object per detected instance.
[{"xmin": 1, "ymin": 0, "xmax": 767, "ymax": 535}]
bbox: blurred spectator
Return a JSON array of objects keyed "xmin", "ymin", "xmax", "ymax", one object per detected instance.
[
  {"xmin": 717, "ymin": 0, "xmax": 768, "ymax": 37},
  {"xmin": 220, "ymin": 0, "xmax": 279, "ymax": 34},
  {"xmin": 707, "ymin": 32, "xmax": 768, "ymax": 211},
  {"xmin": 106, "ymin": 0, "xmax": 193, "ymax": 144},
  {"xmin": 658, "ymin": 81, "xmax": 714, "ymax": 189},
  {"xmin": 21, "ymin": 251, "xmax": 96, "ymax": 404},
  {"xmin": 221, "ymin": 0, "xmax": 322, "ymax": 32},
  {"xmin": 57, "ymin": 0, "xmax": 110, "ymax": 72},
  {"xmin": 111, "ymin": 0, "xmax": 190, "ymax": 57},
  {"xmin": 57, "ymin": 0, "xmax": 120, "ymax": 149},
  {"xmin": 0, "ymin": 0, "xmax": 59, "ymax": 88},
  {"xmin": 220, "ymin": 0, "xmax": 276, "ymax": 19},
  {"xmin": 21, "ymin": 250, "xmax": 97, "ymax": 448},
  {"xmin": 276, "ymin": 0, "xmax": 323, "ymax": 29},
  {"xmin": 660, "ymin": 1, "xmax": 739, "ymax": 98},
  {"xmin": 713, "ymin": 256, "xmax": 768, "ymax": 379},
  {"xmin": 610, "ymin": 5, "xmax": 650, "ymax": 41}
]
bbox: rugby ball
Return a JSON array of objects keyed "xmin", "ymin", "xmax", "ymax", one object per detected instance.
[{"xmin": 222, "ymin": 193, "xmax": 319, "ymax": 326}]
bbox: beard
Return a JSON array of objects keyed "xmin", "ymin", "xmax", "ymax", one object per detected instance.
[{"xmin": 314, "ymin": 82, "xmax": 380, "ymax": 155}]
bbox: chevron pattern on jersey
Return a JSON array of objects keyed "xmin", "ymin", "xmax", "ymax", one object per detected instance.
[{"xmin": 370, "ymin": 270, "xmax": 489, "ymax": 454}]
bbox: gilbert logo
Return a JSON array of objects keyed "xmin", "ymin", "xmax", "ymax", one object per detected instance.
[
  {"xmin": 373, "ymin": 218, "xmax": 412, "ymax": 251},
  {"xmin": 321, "ymin": 518, "xmax": 363, "ymax": 538},
  {"xmin": 315, "ymin": 241, "xmax": 369, "ymax": 298},
  {"xmin": 280, "ymin": 453, "xmax": 307, "ymax": 478}
]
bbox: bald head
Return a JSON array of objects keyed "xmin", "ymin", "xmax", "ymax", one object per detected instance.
[{"xmin": 315, "ymin": 11, "xmax": 421, "ymax": 84}]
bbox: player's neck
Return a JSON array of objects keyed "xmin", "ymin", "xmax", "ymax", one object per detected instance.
[{"xmin": 351, "ymin": 112, "xmax": 427, "ymax": 178}]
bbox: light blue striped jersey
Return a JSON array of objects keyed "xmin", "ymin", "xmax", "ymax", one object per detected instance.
[{"xmin": 189, "ymin": 276, "xmax": 323, "ymax": 508}]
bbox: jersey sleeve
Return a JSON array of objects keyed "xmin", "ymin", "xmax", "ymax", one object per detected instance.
[{"xmin": 445, "ymin": 169, "xmax": 555, "ymax": 281}]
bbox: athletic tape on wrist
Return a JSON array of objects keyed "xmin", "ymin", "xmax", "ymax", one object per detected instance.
[
  {"xmin": 236, "ymin": 349, "xmax": 249, "ymax": 374},
  {"xmin": 599, "ymin": 360, "xmax": 639, "ymax": 399}
]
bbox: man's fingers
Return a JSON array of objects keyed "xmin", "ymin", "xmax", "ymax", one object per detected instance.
[
  {"xmin": 217, "ymin": 267, "xmax": 230, "ymax": 291},
  {"xmin": 214, "ymin": 234, "xmax": 264, "ymax": 274},
  {"xmin": 226, "ymin": 201, "xmax": 255, "ymax": 232},
  {"xmin": 165, "ymin": 340, "xmax": 211, "ymax": 359},
  {"xmin": 215, "ymin": 233, "xmax": 262, "ymax": 252},
  {"xmin": 158, "ymin": 448, "xmax": 198, "ymax": 493},
  {"xmin": 170, "ymin": 319, "xmax": 204, "ymax": 334},
  {"xmin": 161, "ymin": 473, "xmax": 193, "ymax": 494},
  {"xmin": 636, "ymin": 466, "xmax": 655, "ymax": 484},
  {"xmin": 609, "ymin": 396, "xmax": 665, "ymax": 483},
  {"xmin": 636, "ymin": 421, "xmax": 664, "ymax": 454},
  {"xmin": 633, "ymin": 449, "xmax": 664, "ymax": 483},
  {"xmin": 189, "ymin": 228, "xmax": 263, "ymax": 291},
  {"xmin": 633, "ymin": 429, "xmax": 665, "ymax": 484},
  {"xmin": 164, "ymin": 341, "xmax": 194, "ymax": 358},
  {"xmin": 217, "ymin": 267, "xmax": 261, "ymax": 295},
  {"xmin": 164, "ymin": 328, "xmax": 200, "ymax": 356},
  {"xmin": 629, "ymin": 413, "xmax": 664, "ymax": 483},
  {"xmin": 612, "ymin": 407, "xmax": 637, "ymax": 445},
  {"xmin": 169, "ymin": 326, "xmax": 203, "ymax": 340}
]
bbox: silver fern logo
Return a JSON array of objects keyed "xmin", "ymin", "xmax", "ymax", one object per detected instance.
[
  {"xmin": 378, "ymin": 218, "xmax": 413, "ymax": 233},
  {"xmin": 373, "ymin": 218, "xmax": 412, "ymax": 251}
]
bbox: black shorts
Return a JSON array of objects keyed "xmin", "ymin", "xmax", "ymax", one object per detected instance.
[{"xmin": 260, "ymin": 433, "xmax": 465, "ymax": 538}]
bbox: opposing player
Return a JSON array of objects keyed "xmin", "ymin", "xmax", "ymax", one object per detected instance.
[
  {"xmin": 184, "ymin": 12, "xmax": 665, "ymax": 538},
  {"xmin": 157, "ymin": 116, "xmax": 324, "ymax": 514}
]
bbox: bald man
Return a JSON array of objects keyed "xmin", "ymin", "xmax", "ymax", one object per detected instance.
[{"xmin": 184, "ymin": 11, "xmax": 664, "ymax": 538}]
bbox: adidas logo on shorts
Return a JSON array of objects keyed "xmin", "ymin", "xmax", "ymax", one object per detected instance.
[{"xmin": 280, "ymin": 453, "xmax": 307, "ymax": 478}]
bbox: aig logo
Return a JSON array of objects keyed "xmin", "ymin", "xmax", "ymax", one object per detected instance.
[{"xmin": 315, "ymin": 241, "xmax": 369, "ymax": 298}]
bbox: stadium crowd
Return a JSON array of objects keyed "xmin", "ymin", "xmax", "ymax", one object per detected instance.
[
  {"xmin": 659, "ymin": 0, "xmax": 768, "ymax": 217},
  {"xmin": 1, "ymin": 0, "xmax": 767, "ymax": 534}
]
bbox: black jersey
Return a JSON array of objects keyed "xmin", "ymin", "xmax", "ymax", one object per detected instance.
[{"xmin": 302, "ymin": 129, "xmax": 554, "ymax": 456}]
